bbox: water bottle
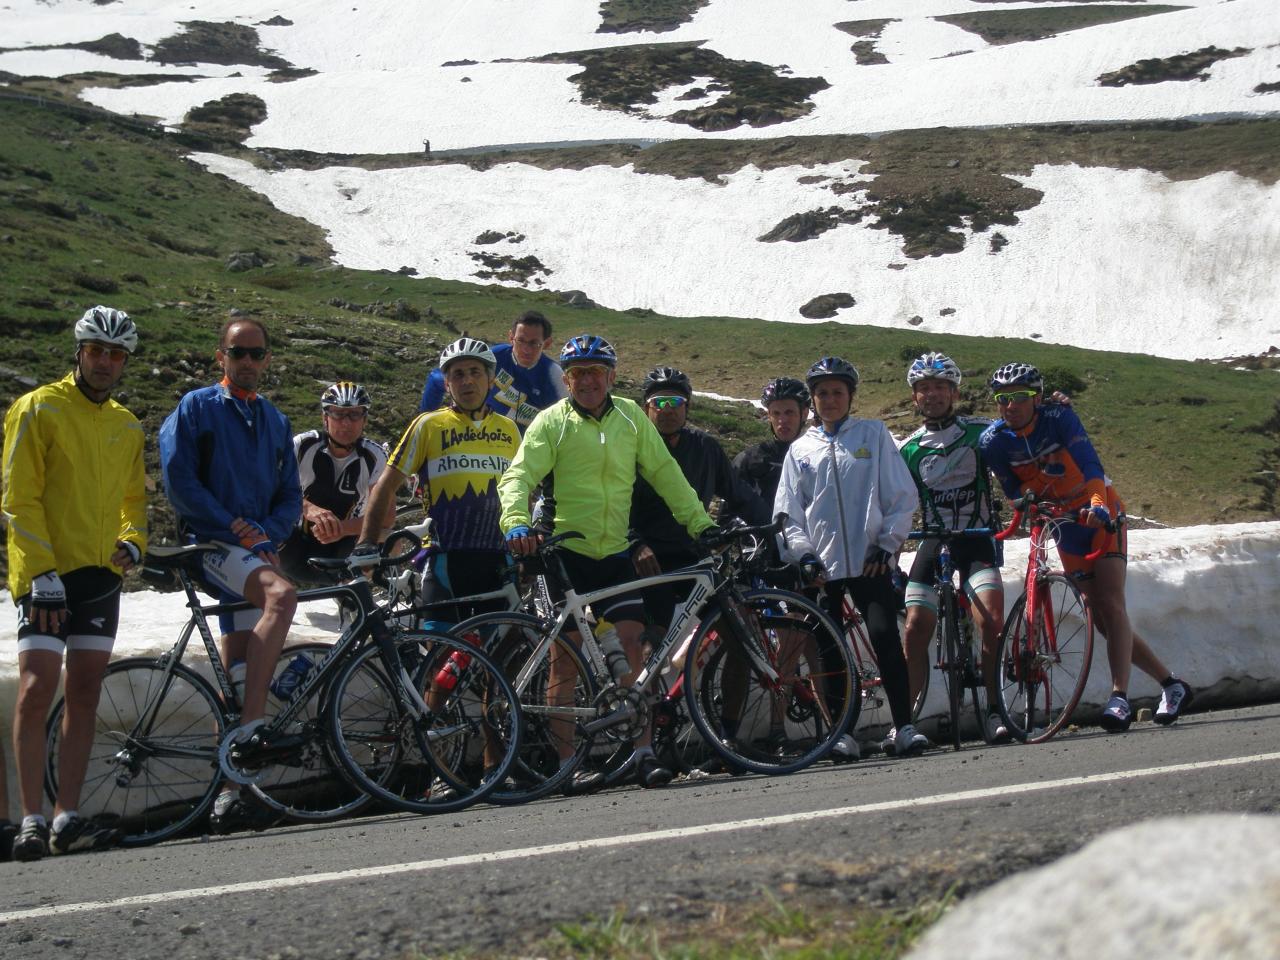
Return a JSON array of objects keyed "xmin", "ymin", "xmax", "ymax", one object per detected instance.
[
  {"xmin": 433, "ymin": 633, "xmax": 479, "ymax": 691},
  {"xmin": 270, "ymin": 652, "xmax": 314, "ymax": 701},
  {"xmin": 596, "ymin": 620, "xmax": 630, "ymax": 683},
  {"xmin": 433, "ymin": 650, "xmax": 472, "ymax": 691}
]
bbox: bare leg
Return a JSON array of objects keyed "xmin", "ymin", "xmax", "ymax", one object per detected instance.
[
  {"xmin": 54, "ymin": 648, "xmax": 112, "ymax": 815},
  {"xmin": 903, "ymin": 606, "xmax": 935, "ymax": 708},
  {"xmin": 1077, "ymin": 557, "xmax": 1133, "ymax": 694},
  {"xmin": 14, "ymin": 650, "xmax": 62, "ymax": 818},
  {"xmin": 234, "ymin": 567, "xmax": 297, "ymax": 725}
]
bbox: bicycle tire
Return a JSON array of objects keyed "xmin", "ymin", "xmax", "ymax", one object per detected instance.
[
  {"xmin": 940, "ymin": 588, "xmax": 964, "ymax": 751},
  {"xmin": 327, "ymin": 630, "xmax": 521, "ymax": 814},
  {"xmin": 684, "ymin": 589, "xmax": 857, "ymax": 775},
  {"xmin": 457, "ymin": 612, "xmax": 598, "ymax": 805},
  {"xmin": 45, "ymin": 658, "xmax": 225, "ymax": 847},
  {"xmin": 996, "ymin": 574, "xmax": 1094, "ymax": 743},
  {"xmin": 247, "ymin": 642, "xmax": 374, "ymax": 823}
]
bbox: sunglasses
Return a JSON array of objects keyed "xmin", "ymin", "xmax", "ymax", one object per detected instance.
[
  {"xmin": 324, "ymin": 409, "xmax": 366, "ymax": 422},
  {"xmin": 565, "ymin": 364, "xmax": 611, "ymax": 381},
  {"xmin": 82, "ymin": 343, "xmax": 129, "ymax": 362},
  {"xmin": 993, "ymin": 389, "xmax": 1038, "ymax": 405},
  {"xmin": 649, "ymin": 396, "xmax": 688, "ymax": 410},
  {"xmin": 223, "ymin": 346, "xmax": 268, "ymax": 361}
]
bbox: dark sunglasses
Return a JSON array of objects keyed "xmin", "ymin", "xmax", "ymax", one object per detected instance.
[
  {"xmin": 82, "ymin": 342, "xmax": 129, "ymax": 362},
  {"xmin": 223, "ymin": 346, "xmax": 268, "ymax": 361},
  {"xmin": 650, "ymin": 396, "xmax": 688, "ymax": 410}
]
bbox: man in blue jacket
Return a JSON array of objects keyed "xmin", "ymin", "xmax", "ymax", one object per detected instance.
[
  {"xmin": 159, "ymin": 318, "xmax": 301, "ymax": 832},
  {"xmin": 418, "ymin": 310, "xmax": 566, "ymax": 431}
]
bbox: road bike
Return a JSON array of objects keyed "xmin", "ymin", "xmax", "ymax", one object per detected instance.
[
  {"xmin": 908, "ymin": 528, "xmax": 998, "ymax": 750},
  {"xmin": 44, "ymin": 535, "xmax": 521, "ymax": 845},
  {"xmin": 451, "ymin": 521, "xmax": 859, "ymax": 802},
  {"xmin": 993, "ymin": 497, "xmax": 1098, "ymax": 742}
]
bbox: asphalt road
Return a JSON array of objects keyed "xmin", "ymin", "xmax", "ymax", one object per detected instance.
[{"xmin": 4, "ymin": 703, "xmax": 1278, "ymax": 959}]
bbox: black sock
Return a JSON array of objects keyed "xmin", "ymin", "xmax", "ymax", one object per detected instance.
[
  {"xmin": 1114, "ymin": 690, "xmax": 1127, "ymax": 701},
  {"xmin": 1159, "ymin": 675, "xmax": 1176, "ymax": 687}
]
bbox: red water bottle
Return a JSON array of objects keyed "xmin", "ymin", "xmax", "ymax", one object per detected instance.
[{"xmin": 434, "ymin": 633, "xmax": 479, "ymax": 690}]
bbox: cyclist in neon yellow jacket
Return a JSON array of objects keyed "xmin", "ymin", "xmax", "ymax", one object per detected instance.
[{"xmin": 499, "ymin": 334, "xmax": 715, "ymax": 789}]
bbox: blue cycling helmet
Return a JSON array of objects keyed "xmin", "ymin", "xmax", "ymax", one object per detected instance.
[
  {"xmin": 560, "ymin": 334, "xmax": 617, "ymax": 368},
  {"xmin": 988, "ymin": 362, "xmax": 1043, "ymax": 393}
]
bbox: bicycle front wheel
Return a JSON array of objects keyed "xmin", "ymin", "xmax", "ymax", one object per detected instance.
[
  {"xmin": 46, "ymin": 658, "xmax": 225, "ymax": 847},
  {"xmin": 684, "ymin": 590, "xmax": 857, "ymax": 775},
  {"xmin": 248, "ymin": 642, "xmax": 373, "ymax": 823},
  {"xmin": 996, "ymin": 574, "xmax": 1094, "ymax": 743},
  {"xmin": 327, "ymin": 631, "xmax": 520, "ymax": 814},
  {"xmin": 460, "ymin": 612, "xmax": 598, "ymax": 805}
]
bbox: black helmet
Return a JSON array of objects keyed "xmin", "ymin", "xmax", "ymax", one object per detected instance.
[
  {"xmin": 760, "ymin": 377, "xmax": 810, "ymax": 407},
  {"xmin": 642, "ymin": 365, "xmax": 693, "ymax": 400},
  {"xmin": 805, "ymin": 356, "xmax": 859, "ymax": 392}
]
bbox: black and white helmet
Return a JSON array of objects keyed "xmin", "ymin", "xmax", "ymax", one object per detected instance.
[
  {"xmin": 439, "ymin": 337, "xmax": 497, "ymax": 373},
  {"xmin": 907, "ymin": 352, "xmax": 962, "ymax": 387},
  {"xmin": 989, "ymin": 362, "xmax": 1043, "ymax": 393},
  {"xmin": 321, "ymin": 381, "xmax": 370, "ymax": 410},
  {"xmin": 642, "ymin": 365, "xmax": 692, "ymax": 400},
  {"xmin": 75, "ymin": 305, "xmax": 137, "ymax": 354},
  {"xmin": 760, "ymin": 377, "xmax": 810, "ymax": 407},
  {"xmin": 805, "ymin": 356, "xmax": 859, "ymax": 392}
]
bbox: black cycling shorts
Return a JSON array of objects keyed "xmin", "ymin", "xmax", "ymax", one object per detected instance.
[
  {"xmin": 417, "ymin": 551, "xmax": 511, "ymax": 628},
  {"xmin": 555, "ymin": 550, "xmax": 645, "ymax": 625},
  {"xmin": 16, "ymin": 566, "xmax": 122, "ymax": 655},
  {"xmin": 907, "ymin": 536, "xmax": 997, "ymax": 587}
]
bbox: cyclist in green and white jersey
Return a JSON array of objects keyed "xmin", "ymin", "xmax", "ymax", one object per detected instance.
[{"xmin": 898, "ymin": 353, "xmax": 1009, "ymax": 743}]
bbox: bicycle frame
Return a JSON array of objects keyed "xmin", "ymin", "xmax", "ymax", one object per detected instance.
[{"xmin": 138, "ymin": 547, "xmax": 443, "ymax": 782}]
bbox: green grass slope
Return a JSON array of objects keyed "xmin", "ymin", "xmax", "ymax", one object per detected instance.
[{"xmin": 1, "ymin": 96, "xmax": 1277, "ymax": 568}]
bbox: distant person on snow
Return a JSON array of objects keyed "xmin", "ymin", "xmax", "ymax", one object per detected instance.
[
  {"xmin": 4, "ymin": 306, "xmax": 146, "ymax": 860},
  {"xmin": 418, "ymin": 309, "xmax": 566, "ymax": 432},
  {"xmin": 979, "ymin": 362, "xmax": 1193, "ymax": 732}
]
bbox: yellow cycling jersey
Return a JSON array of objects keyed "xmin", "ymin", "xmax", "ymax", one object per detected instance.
[
  {"xmin": 2, "ymin": 373, "xmax": 147, "ymax": 598},
  {"xmin": 387, "ymin": 405, "xmax": 519, "ymax": 553}
]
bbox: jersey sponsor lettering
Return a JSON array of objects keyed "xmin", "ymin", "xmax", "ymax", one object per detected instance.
[
  {"xmin": 390, "ymin": 408, "xmax": 519, "ymax": 553},
  {"xmin": 901, "ymin": 417, "xmax": 993, "ymax": 530}
]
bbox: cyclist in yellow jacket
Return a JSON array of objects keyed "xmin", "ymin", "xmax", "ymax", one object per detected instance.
[{"xmin": 3, "ymin": 307, "xmax": 146, "ymax": 861}]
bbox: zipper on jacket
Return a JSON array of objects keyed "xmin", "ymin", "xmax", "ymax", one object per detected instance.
[{"xmin": 824, "ymin": 427, "xmax": 853, "ymax": 575}]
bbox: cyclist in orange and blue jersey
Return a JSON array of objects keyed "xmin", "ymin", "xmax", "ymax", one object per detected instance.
[{"xmin": 978, "ymin": 362, "xmax": 1192, "ymax": 733}]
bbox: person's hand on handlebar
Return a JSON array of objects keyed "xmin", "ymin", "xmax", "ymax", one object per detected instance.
[
  {"xmin": 1081, "ymin": 503, "xmax": 1112, "ymax": 529},
  {"xmin": 348, "ymin": 541, "xmax": 382, "ymax": 571},
  {"xmin": 505, "ymin": 525, "xmax": 542, "ymax": 557}
]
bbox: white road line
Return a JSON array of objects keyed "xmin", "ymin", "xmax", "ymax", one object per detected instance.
[{"xmin": 4, "ymin": 751, "xmax": 1278, "ymax": 924}]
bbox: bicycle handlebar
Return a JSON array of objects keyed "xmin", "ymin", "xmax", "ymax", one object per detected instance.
[
  {"xmin": 907, "ymin": 527, "xmax": 996, "ymax": 541},
  {"xmin": 995, "ymin": 495, "xmax": 1126, "ymax": 560}
]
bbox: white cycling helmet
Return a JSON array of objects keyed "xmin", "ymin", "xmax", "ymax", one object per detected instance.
[
  {"xmin": 321, "ymin": 381, "xmax": 371, "ymax": 410},
  {"xmin": 907, "ymin": 352, "xmax": 962, "ymax": 387},
  {"xmin": 75, "ymin": 305, "xmax": 138, "ymax": 354},
  {"xmin": 989, "ymin": 362, "xmax": 1043, "ymax": 393},
  {"xmin": 439, "ymin": 337, "xmax": 497, "ymax": 373}
]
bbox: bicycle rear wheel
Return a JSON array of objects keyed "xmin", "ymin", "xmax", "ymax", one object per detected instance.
[
  {"xmin": 248, "ymin": 642, "xmax": 373, "ymax": 823},
  {"xmin": 462, "ymin": 612, "xmax": 598, "ymax": 805},
  {"xmin": 45, "ymin": 658, "xmax": 224, "ymax": 847},
  {"xmin": 327, "ymin": 631, "xmax": 520, "ymax": 814},
  {"xmin": 996, "ymin": 574, "xmax": 1094, "ymax": 743},
  {"xmin": 684, "ymin": 589, "xmax": 857, "ymax": 775}
]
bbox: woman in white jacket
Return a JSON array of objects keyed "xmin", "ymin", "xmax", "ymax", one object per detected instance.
[{"xmin": 774, "ymin": 357, "xmax": 927, "ymax": 757}]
